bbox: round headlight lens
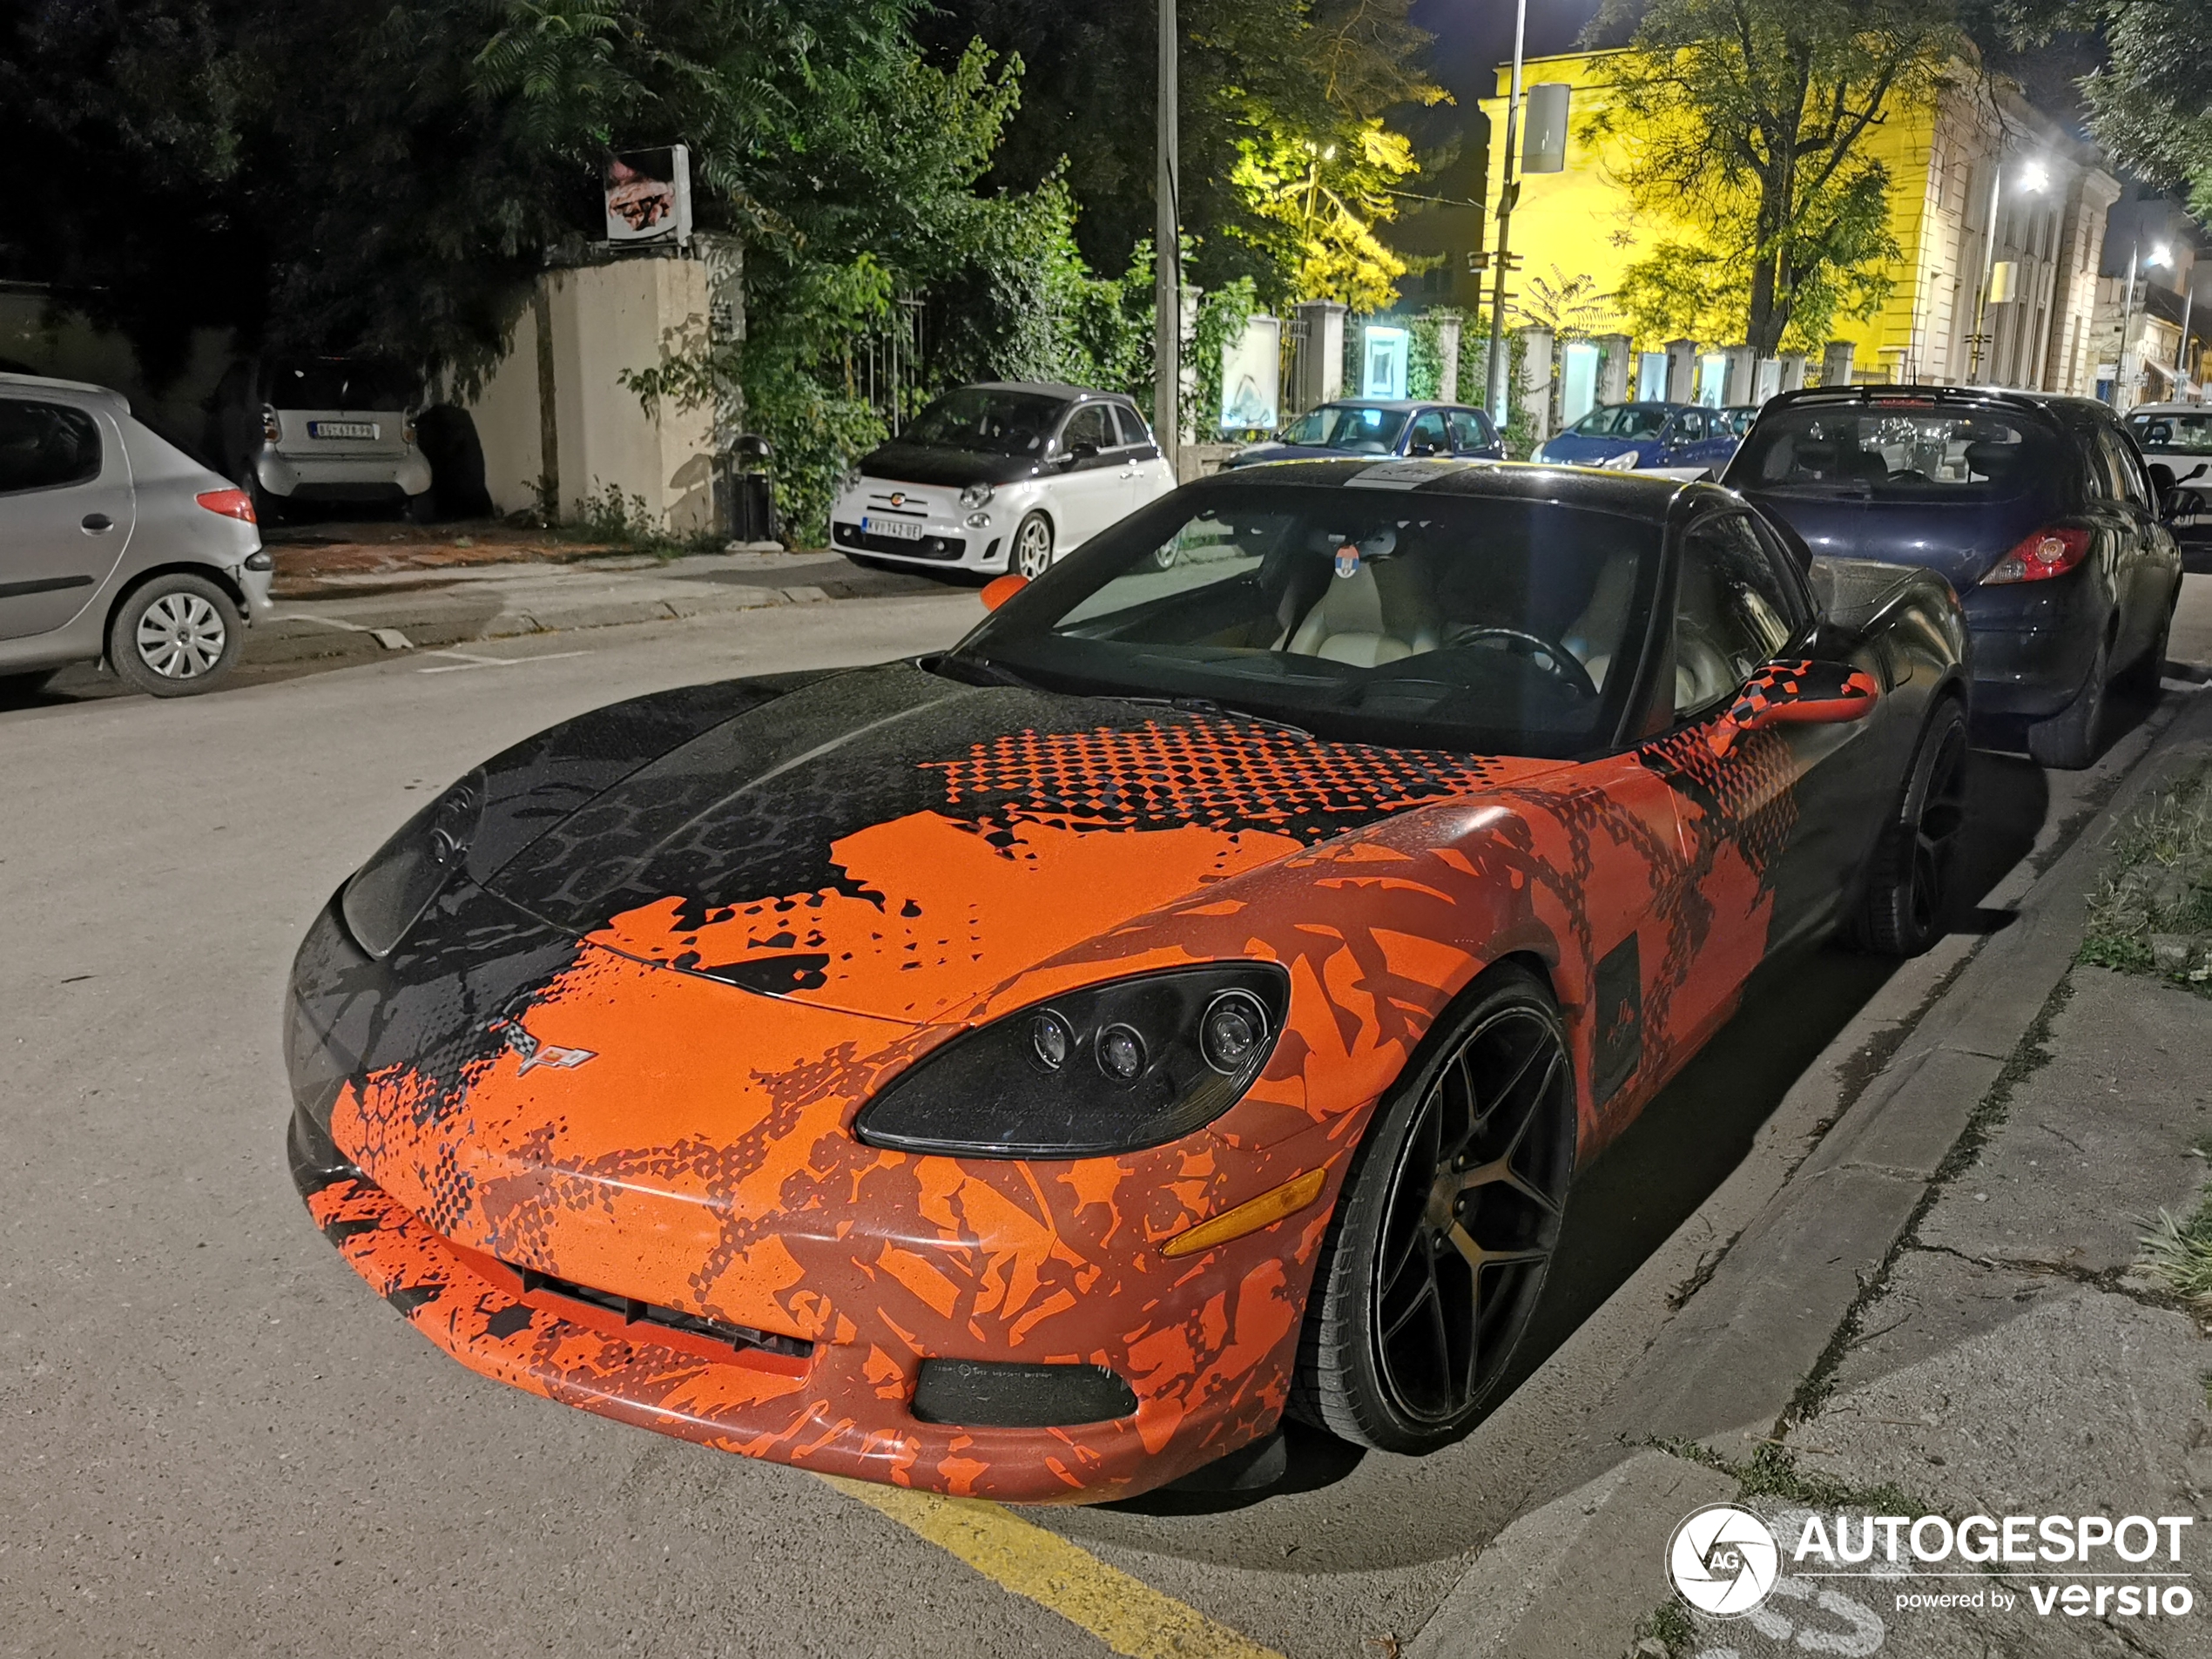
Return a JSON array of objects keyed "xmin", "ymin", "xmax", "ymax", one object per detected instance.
[
  {"xmin": 1198, "ymin": 989, "xmax": 1271, "ymax": 1075},
  {"xmin": 1096, "ymin": 1023, "xmax": 1146, "ymax": 1083},
  {"xmin": 959, "ymin": 482, "xmax": 995, "ymax": 510},
  {"xmin": 1028, "ymin": 1010, "xmax": 1072, "ymax": 1071}
]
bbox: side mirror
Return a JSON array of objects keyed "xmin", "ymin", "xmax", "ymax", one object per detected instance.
[
  {"xmin": 1065, "ymin": 440, "xmax": 1100, "ymax": 463},
  {"xmin": 1407, "ymin": 441, "xmax": 1441, "ymax": 457},
  {"xmin": 980, "ymin": 573, "xmax": 1028, "ymax": 610},
  {"xmin": 2148, "ymin": 462, "xmax": 2180, "ymax": 520},
  {"xmin": 1707, "ymin": 659, "xmax": 1879, "ymax": 756}
]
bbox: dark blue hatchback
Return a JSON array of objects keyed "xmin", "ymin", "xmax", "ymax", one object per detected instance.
[{"xmin": 1723, "ymin": 388, "xmax": 2185, "ymax": 767}]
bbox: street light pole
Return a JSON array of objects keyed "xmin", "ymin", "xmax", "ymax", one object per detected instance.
[
  {"xmin": 1153, "ymin": 0, "xmax": 1180, "ymax": 477},
  {"xmin": 2114, "ymin": 238, "xmax": 2140, "ymax": 409},
  {"xmin": 1482, "ymin": 0, "xmax": 1528, "ymax": 428},
  {"xmin": 1969, "ymin": 164, "xmax": 2004, "ymax": 384}
]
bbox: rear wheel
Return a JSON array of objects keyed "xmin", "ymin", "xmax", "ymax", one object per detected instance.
[
  {"xmin": 1292, "ymin": 965, "xmax": 1575, "ymax": 1453},
  {"xmin": 2119, "ymin": 584, "xmax": 2178, "ymax": 697},
  {"xmin": 108, "ymin": 574, "xmax": 243, "ymax": 698},
  {"xmin": 1850, "ymin": 698, "xmax": 1968, "ymax": 957},
  {"xmin": 2027, "ymin": 630, "xmax": 2111, "ymax": 770}
]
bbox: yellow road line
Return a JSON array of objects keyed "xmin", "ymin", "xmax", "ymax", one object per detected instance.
[{"xmin": 816, "ymin": 1474, "xmax": 1288, "ymax": 1659}]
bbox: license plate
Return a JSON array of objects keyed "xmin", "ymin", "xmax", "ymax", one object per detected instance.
[
  {"xmin": 862, "ymin": 516, "xmax": 924, "ymax": 540},
  {"xmin": 308, "ymin": 421, "xmax": 377, "ymax": 440}
]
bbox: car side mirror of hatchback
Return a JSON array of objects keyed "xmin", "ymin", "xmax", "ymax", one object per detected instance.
[
  {"xmin": 1706, "ymin": 659, "xmax": 1879, "ymax": 756},
  {"xmin": 981, "ymin": 573, "xmax": 1028, "ymax": 610},
  {"xmin": 1064, "ymin": 440, "xmax": 1100, "ymax": 465}
]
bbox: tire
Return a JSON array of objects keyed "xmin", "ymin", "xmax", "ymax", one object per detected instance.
[
  {"xmin": 1291, "ymin": 964, "xmax": 1575, "ymax": 1453},
  {"xmin": 403, "ymin": 490, "xmax": 439, "ymax": 525},
  {"xmin": 1148, "ymin": 543, "xmax": 1181, "ymax": 572},
  {"xmin": 2027, "ymin": 629, "xmax": 2112, "ymax": 770},
  {"xmin": 2119, "ymin": 584, "xmax": 2178, "ymax": 697},
  {"xmin": 1011, "ymin": 511, "xmax": 1054, "ymax": 579},
  {"xmin": 108, "ymin": 574, "xmax": 243, "ymax": 698},
  {"xmin": 1849, "ymin": 698, "xmax": 1968, "ymax": 957}
]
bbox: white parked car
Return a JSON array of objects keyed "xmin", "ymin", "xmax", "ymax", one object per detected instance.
[{"xmin": 830, "ymin": 382, "xmax": 1176, "ymax": 579}]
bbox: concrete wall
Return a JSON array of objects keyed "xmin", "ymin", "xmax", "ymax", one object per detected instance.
[{"xmin": 463, "ymin": 253, "xmax": 716, "ymax": 534}]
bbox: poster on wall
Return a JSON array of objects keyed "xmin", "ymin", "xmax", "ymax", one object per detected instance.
[
  {"xmin": 604, "ymin": 146, "xmax": 692, "ymax": 246},
  {"xmin": 1219, "ymin": 315, "xmax": 1281, "ymax": 432}
]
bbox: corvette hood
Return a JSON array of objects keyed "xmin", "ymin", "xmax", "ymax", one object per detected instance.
[{"xmin": 477, "ymin": 662, "xmax": 1561, "ymax": 1026}]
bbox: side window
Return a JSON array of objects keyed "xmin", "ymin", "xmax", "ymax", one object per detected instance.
[
  {"xmin": 1111, "ymin": 405, "xmax": 1153, "ymax": 448},
  {"xmin": 1406, "ymin": 409, "xmax": 1448, "ymax": 454},
  {"xmin": 1058, "ymin": 403, "xmax": 1114, "ymax": 455},
  {"xmin": 1447, "ymin": 409, "xmax": 1492, "ymax": 452},
  {"xmin": 2099, "ymin": 428, "xmax": 2151, "ymax": 509},
  {"xmin": 0, "ymin": 399, "xmax": 101, "ymax": 495},
  {"xmin": 1673, "ymin": 516, "xmax": 1796, "ymax": 717}
]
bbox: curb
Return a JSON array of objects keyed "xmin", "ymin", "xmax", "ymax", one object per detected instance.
[{"xmin": 1409, "ymin": 688, "xmax": 2212, "ymax": 1658}]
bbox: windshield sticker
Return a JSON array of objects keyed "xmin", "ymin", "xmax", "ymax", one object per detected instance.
[
  {"xmin": 1334, "ymin": 543, "xmax": 1362, "ymax": 579},
  {"xmin": 1345, "ymin": 458, "xmax": 1476, "ymax": 490}
]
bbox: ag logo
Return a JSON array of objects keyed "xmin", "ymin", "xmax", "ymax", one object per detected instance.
[{"xmin": 1668, "ymin": 1504, "xmax": 1780, "ymax": 1616}]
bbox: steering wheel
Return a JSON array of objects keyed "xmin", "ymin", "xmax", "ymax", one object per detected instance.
[{"xmin": 1446, "ymin": 625, "xmax": 1599, "ymax": 698}]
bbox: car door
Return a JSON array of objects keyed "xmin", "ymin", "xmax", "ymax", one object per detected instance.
[
  {"xmin": 1447, "ymin": 408, "xmax": 1499, "ymax": 458},
  {"xmin": 1642, "ymin": 509, "xmax": 1880, "ymax": 974},
  {"xmin": 1401, "ymin": 408, "xmax": 1450, "ymax": 457},
  {"xmin": 0, "ymin": 395, "xmax": 136, "ymax": 641},
  {"xmin": 1046, "ymin": 402, "xmax": 1123, "ymax": 548},
  {"xmin": 1109, "ymin": 403, "xmax": 1172, "ymax": 516},
  {"xmin": 2097, "ymin": 423, "xmax": 2173, "ymax": 663}
]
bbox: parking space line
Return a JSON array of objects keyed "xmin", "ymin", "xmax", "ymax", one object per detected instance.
[
  {"xmin": 816, "ymin": 1474, "xmax": 1285, "ymax": 1659},
  {"xmin": 418, "ymin": 649, "xmax": 590, "ymax": 674}
]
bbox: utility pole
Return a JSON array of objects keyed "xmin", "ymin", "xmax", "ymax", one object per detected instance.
[
  {"xmin": 1154, "ymin": 0, "xmax": 1180, "ymax": 477},
  {"xmin": 1482, "ymin": 0, "xmax": 1529, "ymax": 428}
]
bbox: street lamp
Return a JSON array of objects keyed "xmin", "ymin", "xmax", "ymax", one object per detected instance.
[
  {"xmin": 2114, "ymin": 239, "xmax": 2173, "ymax": 409},
  {"xmin": 1970, "ymin": 158, "xmax": 2048, "ymax": 383},
  {"xmin": 1154, "ymin": 0, "xmax": 1179, "ymax": 475},
  {"xmin": 1481, "ymin": 0, "xmax": 1531, "ymax": 428}
]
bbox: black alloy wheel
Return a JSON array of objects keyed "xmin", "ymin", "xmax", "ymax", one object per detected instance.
[
  {"xmin": 1851, "ymin": 698, "xmax": 1968, "ymax": 957},
  {"xmin": 1293, "ymin": 965, "xmax": 1575, "ymax": 1453}
]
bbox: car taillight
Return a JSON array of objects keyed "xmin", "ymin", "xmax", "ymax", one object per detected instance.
[
  {"xmin": 261, "ymin": 405, "xmax": 280, "ymax": 442},
  {"xmin": 1982, "ymin": 526, "xmax": 2091, "ymax": 584},
  {"xmin": 196, "ymin": 488, "xmax": 257, "ymax": 523},
  {"xmin": 402, "ymin": 413, "xmax": 418, "ymax": 446}
]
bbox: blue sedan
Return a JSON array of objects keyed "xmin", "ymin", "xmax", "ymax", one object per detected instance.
[
  {"xmin": 1226, "ymin": 400, "xmax": 1505, "ymax": 467},
  {"xmin": 1534, "ymin": 401, "xmax": 1741, "ymax": 475}
]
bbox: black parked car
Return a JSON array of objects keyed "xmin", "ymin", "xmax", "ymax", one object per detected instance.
[{"xmin": 1724, "ymin": 388, "xmax": 2185, "ymax": 767}]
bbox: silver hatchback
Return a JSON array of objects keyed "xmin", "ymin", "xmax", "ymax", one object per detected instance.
[{"xmin": 0, "ymin": 373, "xmax": 274, "ymax": 698}]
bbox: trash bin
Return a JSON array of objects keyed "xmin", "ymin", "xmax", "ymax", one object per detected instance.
[{"xmin": 716, "ymin": 435, "xmax": 779, "ymax": 545}]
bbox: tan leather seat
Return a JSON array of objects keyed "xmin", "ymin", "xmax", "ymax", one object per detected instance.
[
  {"xmin": 1561, "ymin": 556, "xmax": 1636, "ymax": 691},
  {"xmin": 1285, "ymin": 560, "xmax": 1443, "ymax": 665}
]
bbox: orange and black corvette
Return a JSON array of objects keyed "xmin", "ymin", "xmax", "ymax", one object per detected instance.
[{"xmin": 286, "ymin": 458, "xmax": 1969, "ymax": 1503}]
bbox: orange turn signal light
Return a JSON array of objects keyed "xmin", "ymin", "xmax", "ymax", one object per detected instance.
[{"xmin": 1159, "ymin": 1166, "xmax": 1329, "ymax": 1259}]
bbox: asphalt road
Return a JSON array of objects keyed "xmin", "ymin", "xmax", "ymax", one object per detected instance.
[{"xmin": 4, "ymin": 578, "xmax": 2209, "ymax": 1658}]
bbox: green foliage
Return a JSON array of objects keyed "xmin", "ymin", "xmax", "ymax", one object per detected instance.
[
  {"xmin": 1585, "ymin": 0, "xmax": 1959, "ymax": 354},
  {"xmin": 1515, "ymin": 267, "xmax": 1615, "ymax": 339},
  {"xmin": 1406, "ymin": 308, "xmax": 1462, "ymax": 400},
  {"xmin": 2141, "ymin": 1197, "xmax": 2212, "ymax": 1305},
  {"xmin": 1227, "ymin": 120, "xmax": 1421, "ymax": 311},
  {"xmin": 1187, "ymin": 276, "xmax": 1263, "ymax": 440}
]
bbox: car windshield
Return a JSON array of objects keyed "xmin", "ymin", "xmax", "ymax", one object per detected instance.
[
  {"xmin": 2128, "ymin": 411, "xmax": 2212, "ymax": 455},
  {"xmin": 268, "ymin": 359, "xmax": 419, "ymax": 410},
  {"xmin": 1277, "ymin": 406, "xmax": 1411, "ymax": 453},
  {"xmin": 948, "ymin": 484, "xmax": 1662, "ymax": 758},
  {"xmin": 1733, "ymin": 402, "xmax": 2057, "ymax": 499},
  {"xmin": 1569, "ymin": 405, "xmax": 1671, "ymax": 440},
  {"xmin": 907, "ymin": 388, "xmax": 1068, "ymax": 455}
]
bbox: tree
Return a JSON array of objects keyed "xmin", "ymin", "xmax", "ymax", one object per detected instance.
[
  {"xmin": 1585, "ymin": 0, "xmax": 1962, "ymax": 354},
  {"xmin": 1227, "ymin": 120, "xmax": 1420, "ymax": 311}
]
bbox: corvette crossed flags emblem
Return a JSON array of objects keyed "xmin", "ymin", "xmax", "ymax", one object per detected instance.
[{"xmin": 487, "ymin": 1017, "xmax": 597, "ymax": 1075}]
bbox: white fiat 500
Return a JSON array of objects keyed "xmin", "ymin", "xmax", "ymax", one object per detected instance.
[{"xmin": 829, "ymin": 382, "xmax": 1176, "ymax": 578}]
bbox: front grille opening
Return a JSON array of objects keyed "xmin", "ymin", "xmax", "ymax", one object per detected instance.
[
  {"xmin": 513, "ymin": 1263, "xmax": 814, "ymax": 1360},
  {"xmin": 911, "ymin": 1359, "xmax": 1137, "ymax": 1428}
]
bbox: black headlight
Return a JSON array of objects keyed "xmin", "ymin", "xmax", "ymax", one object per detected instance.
[
  {"xmin": 853, "ymin": 964, "xmax": 1289, "ymax": 1158},
  {"xmin": 338, "ymin": 768, "xmax": 485, "ymax": 959}
]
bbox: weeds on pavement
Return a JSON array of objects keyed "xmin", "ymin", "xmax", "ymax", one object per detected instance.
[
  {"xmin": 2080, "ymin": 763, "xmax": 2212, "ymax": 993},
  {"xmin": 2141, "ymin": 1199, "xmax": 2212, "ymax": 1307}
]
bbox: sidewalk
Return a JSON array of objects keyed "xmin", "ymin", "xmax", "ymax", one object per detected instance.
[
  {"xmin": 251, "ymin": 523, "xmax": 953, "ymax": 670},
  {"xmin": 1410, "ymin": 685, "xmax": 2212, "ymax": 1659}
]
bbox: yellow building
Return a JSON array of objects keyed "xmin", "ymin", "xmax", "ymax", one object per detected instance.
[{"xmin": 1476, "ymin": 51, "xmax": 2121, "ymax": 406}]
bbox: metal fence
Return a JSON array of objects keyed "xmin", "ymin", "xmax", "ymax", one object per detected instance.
[{"xmin": 852, "ymin": 295, "xmax": 927, "ymax": 435}]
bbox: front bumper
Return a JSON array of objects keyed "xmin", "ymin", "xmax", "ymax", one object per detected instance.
[
  {"xmin": 282, "ymin": 892, "xmax": 1331, "ymax": 1504},
  {"xmin": 1960, "ymin": 577, "xmax": 2107, "ymax": 720}
]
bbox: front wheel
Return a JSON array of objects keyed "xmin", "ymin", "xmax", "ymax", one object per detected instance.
[
  {"xmin": 1291, "ymin": 964, "xmax": 1575, "ymax": 1453},
  {"xmin": 1849, "ymin": 698, "xmax": 1968, "ymax": 957},
  {"xmin": 1011, "ymin": 511, "xmax": 1054, "ymax": 579},
  {"xmin": 108, "ymin": 575, "xmax": 243, "ymax": 698}
]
